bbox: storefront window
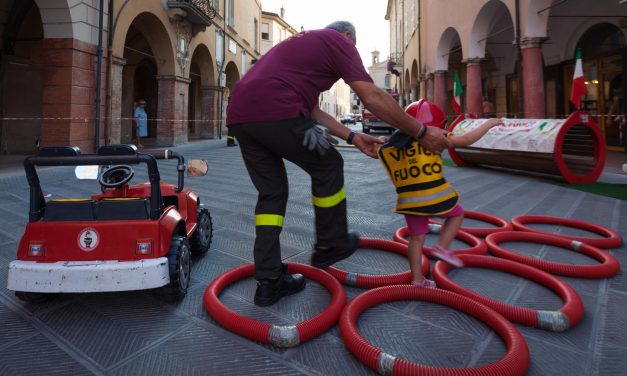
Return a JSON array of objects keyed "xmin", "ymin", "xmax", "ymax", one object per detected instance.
[
  {"xmin": 566, "ymin": 55, "xmax": 626, "ymax": 148},
  {"xmin": 573, "ymin": 23, "xmax": 626, "ymax": 149},
  {"xmin": 580, "ymin": 61, "xmax": 598, "ymax": 115},
  {"xmin": 602, "ymin": 57, "xmax": 624, "ymax": 147}
]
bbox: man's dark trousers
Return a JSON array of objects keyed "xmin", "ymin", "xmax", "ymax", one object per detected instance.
[{"xmin": 229, "ymin": 118, "xmax": 348, "ymax": 280}]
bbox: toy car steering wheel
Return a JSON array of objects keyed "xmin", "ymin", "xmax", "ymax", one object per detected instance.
[{"xmin": 99, "ymin": 165, "xmax": 134, "ymax": 188}]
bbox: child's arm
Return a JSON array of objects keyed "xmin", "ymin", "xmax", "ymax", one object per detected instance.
[{"xmin": 449, "ymin": 118, "xmax": 503, "ymax": 147}]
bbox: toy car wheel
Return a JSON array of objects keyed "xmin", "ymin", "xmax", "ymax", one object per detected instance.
[
  {"xmin": 190, "ymin": 206, "xmax": 213, "ymax": 255},
  {"xmin": 161, "ymin": 235, "xmax": 191, "ymax": 302},
  {"xmin": 15, "ymin": 291, "xmax": 58, "ymax": 303}
]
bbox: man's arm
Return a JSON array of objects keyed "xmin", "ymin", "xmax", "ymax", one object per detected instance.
[
  {"xmin": 311, "ymin": 106, "xmax": 351, "ymax": 140},
  {"xmin": 349, "ymin": 81, "xmax": 451, "ymax": 153},
  {"xmin": 311, "ymin": 106, "xmax": 383, "ymax": 158}
]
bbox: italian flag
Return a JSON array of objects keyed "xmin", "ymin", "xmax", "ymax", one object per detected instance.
[
  {"xmin": 570, "ymin": 48, "xmax": 587, "ymax": 108},
  {"xmin": 452, "ymin": 70, "xmax": 463, "ymax": 114}
]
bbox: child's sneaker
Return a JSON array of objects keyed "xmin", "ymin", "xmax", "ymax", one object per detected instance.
[
  {"xmin": 431, "ymin": 245, "xmax": 464, "ymax": 268},
  {"xmin": 411, "ymin": 278, "xmax": 437, "ymax": 288}
]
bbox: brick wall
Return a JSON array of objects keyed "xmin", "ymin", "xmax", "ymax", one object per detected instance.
[
  {"xmin": 40, "ymin": 38, "xmax": 105, "ymax": 153},
  {"xmin": 156, "ymin": 75, "xmax": 191, "ymax": 146},
  {"xmin": 201, "ymin": 86, "xmax": 220, "ymax": 139}
]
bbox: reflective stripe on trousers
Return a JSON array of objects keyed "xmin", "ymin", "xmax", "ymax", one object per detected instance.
[
  {"xmin": 312, "ymin": 187, "xmax": 346, "ymax": 208},
  {"xmin": 256, "ymin": 214, "xmax": 284, "ymax": 227}
]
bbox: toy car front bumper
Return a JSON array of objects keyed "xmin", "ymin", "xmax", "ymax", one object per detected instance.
[{"xmin": 7, "ymin": 258, "xmax": 170, "ymax": 293}]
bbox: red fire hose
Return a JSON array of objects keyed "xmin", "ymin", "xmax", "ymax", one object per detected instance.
[
  {"xmin": 393, "ymin": 225, "xmax": 487, "ymax": 257},
  {"xmin": 325, "ymin": 237, "xmax": 429, "ymax": 288},
  {"xmin": 432, "ymin": 254, "xmax": 584, "ymax": 332},
  {"xmin": 203, "ymin": 262, "xmax": 345, "ymax": 347},
  {"xmin": 511, "ymin": 215, "xmax": 622, "ymax": 249},
  {"xmin": 486, "ymin": 231, "xmax": 620, "ymax": 278},
  {"xmin": 340, "ymin": 285, "xmax": 530, "ymax": 375}
]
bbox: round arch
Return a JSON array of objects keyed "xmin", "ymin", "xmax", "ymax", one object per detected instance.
[
  {"xmin": 524, "ymin": 0, "xmax": 552, "ymax": 39},
  {"xmin": 119, "ymin": 12, "xmax": 175, "ymax": 142},
  {"xmin": 224, "ymin": 60, "xmax": 240, "ymax": 92},
  {"xmin": 34, "ymin": 0, "xmax": 74, "ymax": 39},
  {"xmin": 112, "ymin": 8, "xmax": 176, "ymax": 76},
  {"xmin": 564, "ymin": 21, "xmax": 627, "ymax": 62},
  {"xmin": 470, "ymin": 0, "xmax": 514, "ymax": 59},
  {"xmin": 188, "ymin": 43, "xmax": 216, "ymax": 86},
  {"xmin": 188, "ymin": 43, "xmax": 215, "ymax": 138},
  {"xmin": 218, "ymin": 61, "xmax": 240, "ymax": 138},
  {"xmin": 410, "ymin": 59, "xmax": 419, "ymax": 101},
  {"xmin": 436, "ymin": 27, "xmax": 462, "ymax": 71}
]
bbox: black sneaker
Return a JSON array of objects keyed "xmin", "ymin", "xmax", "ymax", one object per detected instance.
[
  {"xmin": 311, "ymin": 232, "xmax": 360, "ymax": 269},
  {"xmin": 254, "ymin": 270, "xmax": 306, "ymax": 307}
]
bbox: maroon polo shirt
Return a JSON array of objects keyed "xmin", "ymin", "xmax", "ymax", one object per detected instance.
[{"xmin": 226, "ymin": 28, "xmax": 373, "ymax": 126}]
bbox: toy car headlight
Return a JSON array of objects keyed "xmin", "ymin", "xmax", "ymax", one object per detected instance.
[
  {"xmin": 136, "ymin": 239, "xmax": 153, "ymax": 255},
  {"xmin": 28, "ymin": 241, "xmax": 45, "ymax": 257}
]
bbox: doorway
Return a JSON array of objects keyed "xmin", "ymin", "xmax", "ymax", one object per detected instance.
[{"xmin": 133, "ymin": 59, "xmax": 158, "ymax": 139}]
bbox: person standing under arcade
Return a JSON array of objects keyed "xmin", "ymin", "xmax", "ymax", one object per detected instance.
[
  {"xmin": 226, "ymin": 21, "xmax": 451, "ymax": 306},
  {"xmin": 133, "ymin": 99, "xmax": 148, "ymax": 147}
]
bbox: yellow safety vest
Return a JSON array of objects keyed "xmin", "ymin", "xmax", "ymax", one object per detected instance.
[{"xmin": 378, "ymin": 140, "xmax": 458, "ymax": 215}]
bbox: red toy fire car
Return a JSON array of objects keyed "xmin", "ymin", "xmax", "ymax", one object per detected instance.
[{"xmin": 7, "ymin": 144, "xmax": 212, "ymax": 302}]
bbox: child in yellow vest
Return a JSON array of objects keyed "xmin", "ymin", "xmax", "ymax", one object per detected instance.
[{"xmin": 378, "ymin": 101, "xmax": 503, "ymax": 287}]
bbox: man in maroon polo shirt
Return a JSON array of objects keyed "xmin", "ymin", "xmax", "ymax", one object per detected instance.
[{"xmin": 227, "ymin": 21, "xmax": 450, "ymax": 306}]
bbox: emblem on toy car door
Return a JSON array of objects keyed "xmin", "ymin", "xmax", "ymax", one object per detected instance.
[{"xmin": 78, "ymin": 228, "xmax": 99, "ymax": 251}]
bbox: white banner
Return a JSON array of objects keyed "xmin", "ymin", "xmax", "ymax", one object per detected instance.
[{"xmin": 451, "ymin": 118, "xmax": 567, "ymax": 153}]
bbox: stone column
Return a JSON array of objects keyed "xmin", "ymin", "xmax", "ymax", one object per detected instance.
[
  {"xmin": 156, "ymin": 75, "xmax": 191, "ymax": 146},
  {"xmin": 419, "ymin": 78, "xmax": 427, "ymax": 100},
  {"xmin": 108, "ymin": 56, "xmax": 126, "ymax": 145},
  {"xmin": 521, "ymin": 37, "xmax": 547, "ymax": 119},
  {"xmin": 410, "ymin": 84, "xmax": 419, "ymax": 102},
  {"xmin": 426, "ymin": 73, "xmax": 434, "ymax": 102},
  {"xmin": 434, "ymin": 70, "xmax": 447, "ymax": 112},
  {"xmin": 465, "ymin": 58, "xmax": 483, "ymax": 117},
  {"xmin": 200, "ymin": 85, "xmax": 220, "ymax": 139}
]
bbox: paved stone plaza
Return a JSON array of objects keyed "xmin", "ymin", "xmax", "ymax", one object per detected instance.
[{"xmin": 0, "ymin": 139, "xmax": 625, "ymax": 375}]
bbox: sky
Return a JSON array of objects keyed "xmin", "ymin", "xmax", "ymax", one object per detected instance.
[{"xmin": 259, "ymin": 1, "xmax": 390, "ymax": 68}]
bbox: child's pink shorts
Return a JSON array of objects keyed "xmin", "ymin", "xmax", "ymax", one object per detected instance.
[{"xmin": 404, "ymin": 204, "xmax": 464, "ymax": 236}]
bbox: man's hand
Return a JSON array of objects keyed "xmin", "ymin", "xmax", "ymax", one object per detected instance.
[
  {"xmin": 352, "ymin": 132, "xmax": 385, "ymax": 158},
  {"xmin": 303, "ymin": 124, "xmax": 339, "ymax": 156},
  {"xmin": 419, "ymin": 126, "xmax": 451, "ymax": 153}
]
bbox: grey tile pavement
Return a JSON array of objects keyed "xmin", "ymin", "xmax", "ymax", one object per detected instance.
[{"xmin": 0, "ymin": 138, "xmax": 625, "ymax": 375}]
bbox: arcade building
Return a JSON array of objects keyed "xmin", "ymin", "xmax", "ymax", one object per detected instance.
[
  {"xmin": 386, "ymin": 0, "xmax": 627, "ymax": 151},
  {"xmin": 0, "ymin": 0, "xmax": 261, "ymax": 154}
]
